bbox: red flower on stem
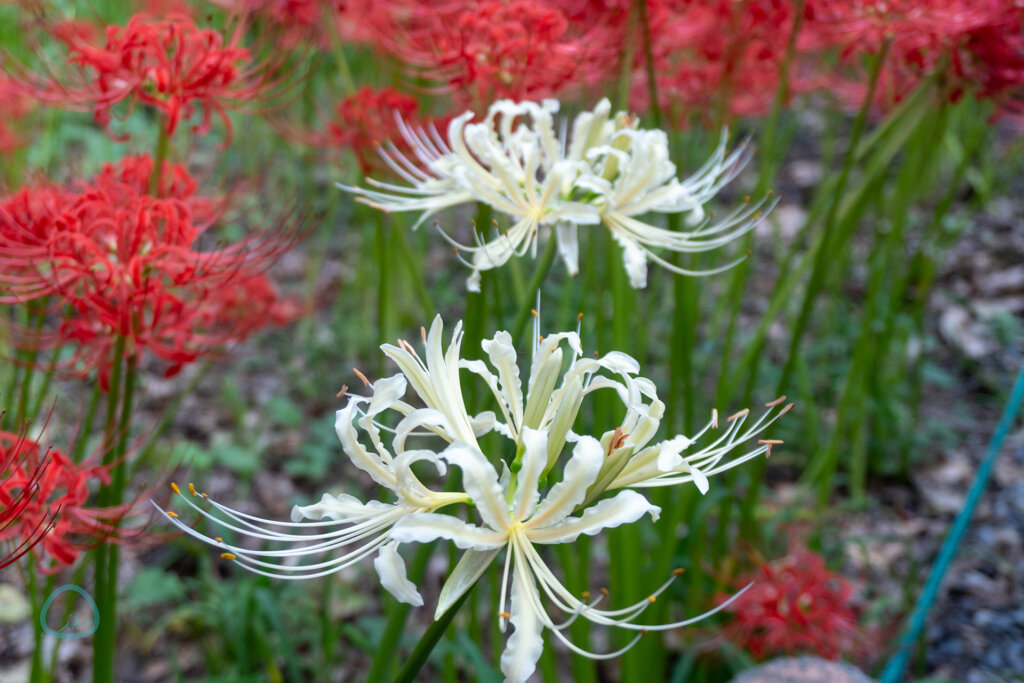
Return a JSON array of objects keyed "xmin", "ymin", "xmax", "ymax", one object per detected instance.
[
  {"xmin": 367, "ymin": 0, "xmax": 617, "ymax": 106},
  {"xmin": 0, "ymin": 416, "xmax": 57, "ymax": 570},
  {"xmin": 717, "ymin": 550, "xmax": 862, "ymax": 660},
  {"xmin": 0, "ymin": 155, "xmax": 301, "ymax": 388},
  {"xmin": 323, "ymin": 86, "xmax": 426, "ymax": 173},
  {"xmin": 19, "ymin": 12, "xmax": 284, "ymax": 142},
  {"xmin": 0, "ymin": 425, "xmax": 149, "ymax": 572}
]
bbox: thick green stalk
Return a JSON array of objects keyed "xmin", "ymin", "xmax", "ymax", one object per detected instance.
[
  {"xmin": 774, "ymin": 42, "xmax": 890, "ymax": 397},
  {"xmin": 92, "ymin": 335, "xmax": 126, "ymax": 683},
  {"xmin": 393, "ymin": 223, "xmax": 436, "ymax": 320},
  {"xmin": 509, "ymin": 235, "xmax": 559, "ymax": 345},
  {"xmin": 375, "ymin": 212, "xmax": 392, "ymax": 377},
  {"xmin": 28, "ymin": 556, "xmax": 44, "ymax": 683},
  {"xmin": 714, "ymin": 0, "xmax": 804, "ymax": 409},
  {"xmin": 394, "ymin": 586, "xmax": 474, "ymax": 683},
  {"xmin": 365, "ymin": 544, "xmax": 436, "ymax": 682},
  {"xmin": 149, "ymin": 125, "xmax": 170, "ymax": 196}
]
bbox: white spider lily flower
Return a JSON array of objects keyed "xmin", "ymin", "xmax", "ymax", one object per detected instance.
[
  {"xmin": 341, "ymin": 98, "xmax": 773, "ymax": 291},
  {"xmin": 391, "ymin": 432, "xmax": 750, "ymax": 683},
  {"xmin": 152, "ymin": 317, "xmax": 495, "ymax": 606},
  {"xmin": 586, "ymin": 122, "xmax": 778, "ymax": 288},
  {"xmin": 340, "ymin": 99, "xmax": 600, "ymax": 291}
]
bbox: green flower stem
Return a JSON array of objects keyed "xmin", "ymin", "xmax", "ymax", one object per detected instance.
[
  {"xmin": 393, "ymin": 584, "xmax": 474, "ymax": 683},
  {"xmin": 150, "ymin": 125, "xmax": 170, "ymax": 196},
  {"xmin": 393, "ymin": 222, "xmax": 436, "ymax": 320},
  {"xmin": 509, "ymin": 234, "xmax": 560, "ymax": 345},
  {"xmin": 28, "ymin": 555, "xmax": 44, "ymax": 683},
  {"xmin": 15, "ymin": 300, "xmax": 49, "ymax": 423},
  {"xmin": 92, "ymin": 334, "xmax": 126, "ymax": 683},
  {"xmin": 714, "ymin": 0, "xmax": 804, "ymax": 409},
  {"xmin": 365, "ymin": 543, "xmax": 435, "ymax": 683},
  {"xmin": 773, "ymin": 40, "xmax": 890, "ymax": 398},
  {"xmin": 375, "ymin": 212, "xmax": 393, "ymax": 377}
]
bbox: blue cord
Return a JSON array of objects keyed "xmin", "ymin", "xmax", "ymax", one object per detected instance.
[{"xmin": 880, "ymin": 361, "xmax": 1024, "ymax": 682}]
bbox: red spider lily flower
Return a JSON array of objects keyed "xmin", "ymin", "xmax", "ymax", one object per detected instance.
[
  {"xmin": 631, "ymin": 0, "xmax": 802, "ymax": 124},
  {"xmin": 800, "ymin": 0, "xmax": 1024, "ymax": 113},
  {"xmin": 0, "ymin": 155, "xmax": 301, "ymax": 389},
  {"xmin": 0, "ymin": 428, "xmax": 150, "ymax": 572},
  {"xmin": 20, "ymin": 12, "xmax": 284, "ymax": 142},
  {"xmin": 324, "ymin": 86, "xmax": 425, "ymax": 173},
  {"xmin": 366, "ymin": 0, "xmax": 617, "ymax": 107},
  {"xmin": 0, "ymin": 418, "xmax": 57, "ymax": 570},
  {"xmin": 716, "ymin": 550, "xmax": 862, "ymax": 660}
]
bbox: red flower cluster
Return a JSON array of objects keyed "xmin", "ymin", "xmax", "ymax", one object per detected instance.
[
  {"xmin": 801, "ymin": 0, "xmax": 1024, "ymax": 115},
  {"xmin": 639, "ymin": 0, "xmax": 800, "ymax": 123},
  {"xmin": 32, "ymin": 12, "xmax": 277, "ymax": 140},
  {"xmin": 324, "ymin": 86, "xmax": 423, "ymax": 173},
  {"xmin": 717, "ymin": 550, "xmax": 861, "ymax": 660},
  {"xmin": 0, "ymin": 155, "xmax": 300, "ymax": 388},
  {"xmin": 0, "ymin": 421, "xmax": 56, "ymax": 569},
  {"xmin": 367, "ymin": 0, "xmax": 616, "ymax": 106},
  {"xmin": 0, "ymin": 428, "xmax": 140, "ymax": 572}
]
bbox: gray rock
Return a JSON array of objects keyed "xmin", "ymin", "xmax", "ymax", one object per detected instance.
[{"xmin": 729, "ymin": 656, "xmax": 874, "ymax": 683}]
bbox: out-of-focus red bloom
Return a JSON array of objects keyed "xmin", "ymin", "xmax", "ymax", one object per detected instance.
[
  {"xmin": 24, "ymin": 12, "xmax": 281, "ymax": 142},
  {"xmin": 367, "ymin": 0, "xmax": 617, "ymax": 106},
  {"xmin": 0, "ymin": 155, "xmax": 301, "ymax": 388},
  {"xmin": 324, "ymin": 86, "xmax": 422, "ymax": 173},
  {"xmin": 631, "ymin": 0, "xmax": 801, "ymax": 124},
  {"xmin": 801, "ymin": 0, "xmax": 1024, "ymax": 115},
  {"xmin": 0, "ymin": 425, "xmax": 147, "ymax": 572},
  {"xmin": 717, "ymin": 550, "xmax": 861, "ymax": 660},
  {"xmin": 0, "ymin": 420, "xmax": 57, "ymax": 570}
]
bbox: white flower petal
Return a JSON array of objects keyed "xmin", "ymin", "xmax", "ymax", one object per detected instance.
[
  {"xmin": 528, "ymin": 435, "xmax": 603, "ymax": 527},
  {"xmin": 500, "ymin": 563, "xmax": 545, "ymax": 683},
  {"xmin": 374, "ymin": 541, "xmax": 423, "ymax": 606},
  {"xmin": 335, "ymin": 403, "xmax": 396, "ymax": 490},
  {"xmin": 528, "ymin": 490, "xmax": 660, "ymax": 544},
  {"xmin": 443, "ymin": 444, "xmax": 512, "ymax": 533},
  {"xmin": 390, "ymin": 513, "xmax": 507, "ymax": 549},
  {"xmin": 435, "ymin": 548, "xmax": 502, "ymax": 619},
  {"xmin": 290, "ymin": 493, "xmax": 393, "ymax": 523},
  {"xmin": 555, "ymin": 220, "xmax": 579, "ymax": 277},
  {"xmin": 513, "ymin": 427, "xmax": 548, "ymax": 520}
]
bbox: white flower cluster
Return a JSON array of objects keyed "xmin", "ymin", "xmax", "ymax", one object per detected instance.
[
  {"xmin": 341, "ymin": 99, "xmax": 775, "ymax": 290},
  {"xmin": 159, "ymin": 315, "xmax": 790, "ymax": 683}
]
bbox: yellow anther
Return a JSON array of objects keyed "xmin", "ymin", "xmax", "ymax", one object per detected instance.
[
  {"xmin": 600, "ymin": 587, "xmax": 608, "ymax": 596},
  {"xmin": 581, "ymin": 591, "xmax": 591, "ymax": 600},
  {"xmin": 170, "ymin": 483, "xmax": 180, "ymax": 495},
  {"xmin": 188, "ymin": 483, "xmax": 197, "ymax": 496},
  {"xmin": 726, "ymin": 408, "xmax": 749, "ymax": 422},
  {"xmin": 530, "ymin": 308, "xmax": 539, "ymax": 318},
  {"xmin": 166, "ymin": 511, "xmax": 179, "ymax": 518},
  {"xmin": 215, "ymin": 537, "xmax": 223, "ymax": 542},
  {"xmin": 647, "ymin": 596, "xmax": 656, "ymax": 603},
  {"xmin": 499, "ymin": 611, "xmax": 511, "ymax": 619},
  {"xmin": 220, "ymin": 553, "xmax": 237, "ymax": 560},
  {"xmin": 577, "ymin": 312, "xmax": 584, "ymax": 321},
  {"xmin": 672, "ymin": 568, "xmax": 685, "ymax": 576}
]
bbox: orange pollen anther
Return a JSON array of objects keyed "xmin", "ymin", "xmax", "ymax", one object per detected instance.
[
  {"xmin": 766, "ymin": 395, "xmax": 787, "ymax": 407},
  {"xmin": 221, "ymin": 553, "xmax": 237, "ymax": 560},
  {"xmin": 353, "ymin": 368, "xmax": 371, "ymax": 386},
  {"xmin": 499, "ymin": 611, "xmax": 511, "ymax": 619},
  {"xmin": 170, "ymin": 482, "xmax": 180, "ymax": 495},
  {"xmin": 166, "ymin": 511, "xmax": 179, "ymax": 518}
]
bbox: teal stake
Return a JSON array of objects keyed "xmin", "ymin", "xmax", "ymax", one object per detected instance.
[{"xmin": 880, "ymin": 361, "xmax": 1024, "ymax": 683}]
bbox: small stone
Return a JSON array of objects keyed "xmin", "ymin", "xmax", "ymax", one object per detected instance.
[
  {"xmin": 0, "ymin": 584, "xmax": 31, "ymax": 624},
  {"xmin": 729, "ymin": 656, "xmax": 873, "ymax": 683}
]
